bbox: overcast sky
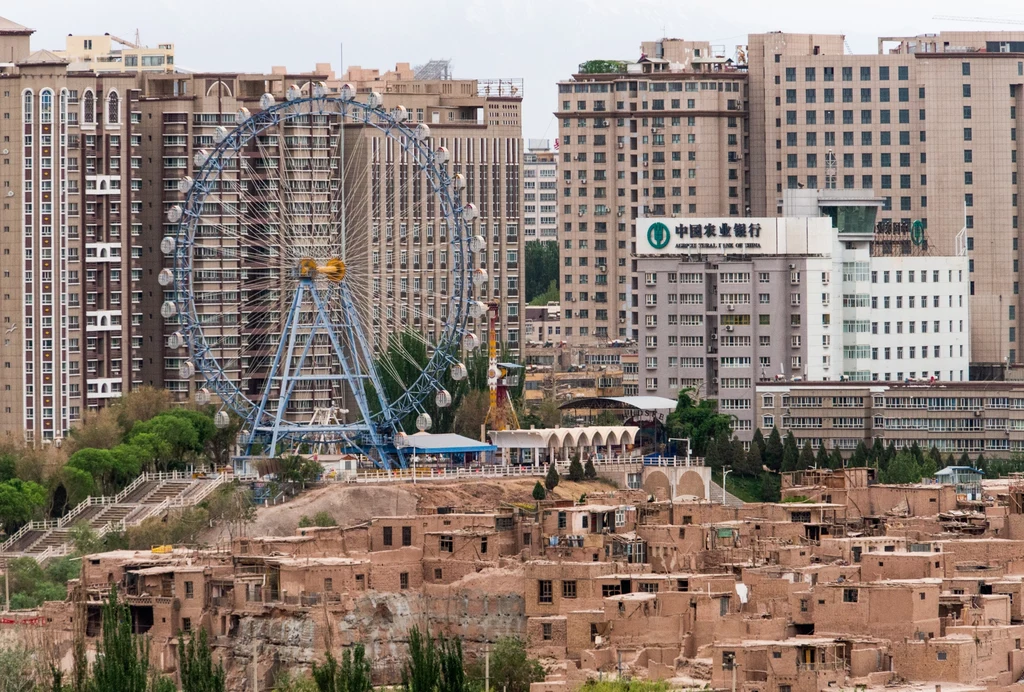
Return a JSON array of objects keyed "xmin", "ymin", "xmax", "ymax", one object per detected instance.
[{"xmin": 11, "ymin": 0, "xmax": 1024, "ymax": 138}]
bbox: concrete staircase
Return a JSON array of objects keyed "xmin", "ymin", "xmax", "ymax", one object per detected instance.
[
  {"xmin": 708, "ymin": 481, "xmax": 745, "ymax": 507},
  {"xmin": 0, "ymin": 471, "xmax": 233, "ymax": 561}
]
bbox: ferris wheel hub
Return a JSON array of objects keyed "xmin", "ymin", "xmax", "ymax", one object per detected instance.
[{"xmin": 298, "ymin": 257, "xmax": 346, "ymax": 283}]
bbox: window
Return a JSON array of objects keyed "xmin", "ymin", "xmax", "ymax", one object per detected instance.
[
  {"xmin": 539, "ymin": 580, "xmax": 553, "ymax": 604},
  {"xmin": 383, "ymin": 526, "xmax": 393, "ymax": 546},
  {"xmin": 184, "ymin": 581, "xmax": 194, "ymax": 599},
  {"xmin": 324, "ymin": 578, "xmax": 334, "ymax": 592},
  {"xmin": 182, "ymin": 617, "xmax": 192, "ymax": 633},
  {"xmin": 402, "ymin": 526, "xmax": 412, "ymax": 546},
  {"xmin": 400, "ymin": 572, "xmax": 409, "ymax": 590},
  {"xmin": 843, "ymin": 588, "xmax": 859, "ymax": 603},
  {"xmin": 440, "ymin": 535, "xmax": 453, "ymax": 552},
  {"xmin": 542, "ymin": 623, "xmax": 553, "ymax": 641},
  {"xmin": 562, "ymin": 580, "xmax": 577, "ymax": 599}
]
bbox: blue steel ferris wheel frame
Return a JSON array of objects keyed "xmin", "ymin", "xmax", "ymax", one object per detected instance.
[{"xmin": 168, "ymin": 92, "xmax": 472, "ymax": 460}]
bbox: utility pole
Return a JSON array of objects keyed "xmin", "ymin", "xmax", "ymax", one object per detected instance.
[
  {"xmin": 485, "ymin": 644, "xmax": 490, "ymax": 692},
  {"xmin": 730, "ymin": 661, "xmax": 737, "ymax": 692},
  {"xmin": 721, "ymin": 466, "xmax": 732, "ymax": 506}
]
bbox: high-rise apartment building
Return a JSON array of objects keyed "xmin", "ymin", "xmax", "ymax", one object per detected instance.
[
  {"xmin": 556, "ymin": 40, "xmax": 749, "ymax": 344},
  {"xmin": 748, "ymin": 31, "xmax": 1024, "ymax": 373},
  {"xmin": 135, "ymin": 68, "xmax": 524, "ymax": 412},
  {"xmin": 561, "ymin": 32, "xmax": 1024, "ymax": 371},
  {"xmin": 523, "ymin": 139, "xmax": 557, "ymax": 241},
  {"xmin": 0, "ymin": 17, "xmax": 524, "ymax": 439},
  {"xmin": 0, "ymin": 19, "xmax": 143, "ymax": 443}
]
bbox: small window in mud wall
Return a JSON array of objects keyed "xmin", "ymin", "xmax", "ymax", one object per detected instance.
[
  {"xmin": 402, "ymin": 526, "xmax": 412, "ymax": 546},
  {"xmin": 400, "ymin": 573, "xmax": 409, "ymax": 590},
  {"xmin": 843, "ymin": 588, "xmax": 859, "ymax": 603},
  {"xmin": 182, "ymin": 617, "xmax": 192, "ymax": 632},
  {"xmin": 356, "ymin": 574, "xmax": 365, "ymax": 589},
  {"xmin": 720, "ymin": 596, "xmax": 729, "ymax": 616},
  {"xmin": 324, "ymin": 578, "xmax": 333, "ymax": 593},
  {"xmin": 937, "ymin": 651, "xmax": 947, "ymax": 661},
  {"xmin": 480, "ymin": 536, "xmax": 488, "ymax": 554},
  {"xmin": 434, "ymin": 569, "xmax": 442, "ymax": 580},
  {"xmin": 184, "ymin": 581, "xmax": 194, "ymax": 599},
  {"xmin": 383, "ymin": 526, "xmax": 393, "ymax": 546},
  {"xmin": 523, "ymin": 533, "xmax": 532, "ymax": 546},
  {"xmin": 440, "ymin": 535, "xmax": 453, "ymax": 552},
  {"xmin": 542, "ymin": 623, "xmax": 552, "ymax": 641}
]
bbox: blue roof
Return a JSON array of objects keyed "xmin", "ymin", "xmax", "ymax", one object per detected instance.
[{"xmin": 400, "ymin": 433, "xmax": 496, "ymax": 453}]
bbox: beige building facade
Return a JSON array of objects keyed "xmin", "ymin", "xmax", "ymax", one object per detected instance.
[
  {"xmin": 560, "ymin": 32, "xmax": 1024, "ymax": 370},
  {"xmin": 0, "ymin": 19, "xmax": 144, "ymax": 443},
  {"xmin": 0, "ymin": 16, "xmax": 525, "ymax": 438},
  {"xmin": 748, "ymin": 31, "xmax": 1024, "ymax": 371},
  {"xmin": 556, "ymin": 39, "xmax": 748, "ymax": 344}
]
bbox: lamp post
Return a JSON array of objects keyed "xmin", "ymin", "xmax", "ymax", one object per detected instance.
[{"xmin": 721, "ymin": 466, "xmax": 732, "ymax": 506}]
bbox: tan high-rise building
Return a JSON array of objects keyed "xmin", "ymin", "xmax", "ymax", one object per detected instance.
[
  {"xmin": 561, "ymin": 32, "xmax": 1024, "ymax": 370},
  {"xmin": 0, "ymin": 18, "xmax": 144, "ymax": 443},
  {"xmin": 747, "ymin": 31, "xmax": 1024, "ymax": 373},
  {"xmin": 0, "ymin": 16, "xmax": 524, "ymax": 440},
  {"xmin": 557, "ymin": 39, "xmax": 750, "ymax": 343},
  {"xmin": 135, "ymin": 67, "xmax": 524, "ymax": 415}
]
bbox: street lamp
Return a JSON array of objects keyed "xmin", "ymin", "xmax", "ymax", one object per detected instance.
[{"xmin": 721, "ymin": 466, "xmax": 732, "ymax": 506}]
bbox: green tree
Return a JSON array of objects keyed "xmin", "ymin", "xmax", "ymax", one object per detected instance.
[
  {"xmin": 68, "ymin": 522, "xmax": 104, "ymax": 556},
  {"xmin": 871, "ymin": 438, "xmax": 885, "ymax": 467},
  {"xmin": 584, "ymin": 458, "xmax": 597, "ymax": 480},
  {"xmin": 179, "ymin": 629, "xmax": 225, "ymax": 692},
  {"xmin": 815, "ymin": 444, "xmax": 830, "ymax": 470},
  {"xmin": 663, "ymin": 389, "xmax": 732, "ymax": 456},
  {"xmin": 909, "ymin": 442, "xmax": 924, "ymax": 466},
  {"xmin": 928, "ymin": 446, "xmax": 943, "ymax": 470},
  {"xmin": 467, "ymin": 637, "xmax": 544, "ymax": 692},
  {"xmin": 544, "ymin": 463, "xmax": 560, "ymax": 492},
  {"xmin": 532, "ymin": 481, "xmax": 546, "ymax": 501},
  {"xmin": 593, "ymin": 410, "xmax": 619, "ymax": 426},
  {"xmin": 764, "ymin": 428, "xmax": 784, "ymax": 472},
  {"xmin": 532, "ymin": 397, "xmax": 563, "ymax": 428},
  {"xmin": 759, "ymin": 471, "xmax": 782, "ymax": 503},
  {"xmin": 403, "ymin": 627, "xmax": 440, "ymax": 692},
  {"xmin": 568, "ymin": 456, "xmax": 584, "ymax": 482},
  {"xmin": 780, "ymin": 432, "xmax": 799, "ymax": 472},
  {"xmin": 751, "ymin": 428, "xmax": 766, "ymax": 459},
  {"xmin": 313, "ymin": 644, "xmax": 372, "ymax": 692},
  {"xmin": 830, "ymin": 448, "xmax": 844, "ymax": 470},
  {"xmin": 738, "ymin": 440, "xmax": 762, "ymax": 477},
  {"xmin": 524, "ymin": 241, "xmax": 559, "ymax": 304},
  {"xmin": 958, "ymin": 451, "xmax": 971, "ymax": 466},
  {"xmin": 851, "ymin": 441, "xmax": 870, "ymax": 467},
  {"xmin": 0, "ymin": 644, "xmax": 35, "ymax": 692},
  {"xmin": 798, "ymin": 441, "xmax": 815, "ymax": 470},
  {"xmin": 438, "ymin": 636, "xmax": 465, "ymax": 692},
  {"xmin": 0, "ymin": 479, "xmax": 47, "ymax": 533},
  {"xmin": 90, "ymin": 587, "xmax": 151, "ymax": 692},
  {"xmin": 882, "ymin": 451, "xmax": 922, "ymax": 485},
  {"xmin": 126, "ymin": 415, "xmax": 201, "ymax": 471}
]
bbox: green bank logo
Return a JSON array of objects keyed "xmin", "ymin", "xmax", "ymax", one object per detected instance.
[{"xmin": 647, "ymin": 221, "xmax": 670, "ymax": 249}]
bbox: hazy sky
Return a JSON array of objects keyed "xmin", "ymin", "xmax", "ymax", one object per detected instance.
[{"xmin": 11, "ymin": 0, "xmax": 1024, "ymax": 138}]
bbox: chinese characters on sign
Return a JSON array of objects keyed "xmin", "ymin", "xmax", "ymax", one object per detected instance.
[{"xmin": 674, "ymin": 222, "xmax": 763, "ymax": 239}]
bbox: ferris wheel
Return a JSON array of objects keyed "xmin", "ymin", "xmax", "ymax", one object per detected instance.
[{"xmin": 160, "ymin": 83, "xmax": 489, "ymax": 466}]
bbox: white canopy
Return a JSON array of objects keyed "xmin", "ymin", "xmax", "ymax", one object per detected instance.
[{"xmin": 488, "ymin": 425, "xmax": 639, "ymax": 450}]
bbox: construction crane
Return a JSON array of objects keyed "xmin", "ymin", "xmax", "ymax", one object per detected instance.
[
  {"xmin": 109, "ymin": 29, "xmax": 143, "ymax": 49},
  {"xmin": 933, "ymin": 15, "xmax": 1024, "ymax": 26},
  {"xmin": 483, "ymin": 302, "xmax": 520, "ymax": 432}
]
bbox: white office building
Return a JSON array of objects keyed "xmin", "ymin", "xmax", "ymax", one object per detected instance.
[
  {"xmin": 523, "ymin": 139, "xmax": 558, "ymax": 242},
  {"xmin": 633, "ymin": 193, "xmax": 970, "ymax": 437}
]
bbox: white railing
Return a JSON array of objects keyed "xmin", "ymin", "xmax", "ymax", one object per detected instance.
[{"xmin": 351, "ymin": 464, "xmax": 546, "ymax": 484}]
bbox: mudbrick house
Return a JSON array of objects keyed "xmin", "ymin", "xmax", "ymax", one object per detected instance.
[{"xmin": 34, "ymin": 469, "xmax": 1024, "ymax": 691}]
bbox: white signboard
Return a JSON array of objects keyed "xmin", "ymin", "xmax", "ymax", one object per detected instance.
[{"xmin": 636, "ymin": 217, "xmax": 832, "ymax": 256}]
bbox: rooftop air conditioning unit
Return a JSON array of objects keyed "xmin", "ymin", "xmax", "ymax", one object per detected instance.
[
  {"xmin": 725, "ymin": 325, "xmax": 734, "ymax": 332},
  {"xmin": 727, "ymin": 304, "xmax": 735, "ymax": 311}
]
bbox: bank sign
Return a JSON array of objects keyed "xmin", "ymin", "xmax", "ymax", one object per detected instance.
[{"xmin": 638, "ymin": 217, "xmax": 783, "ymax": 256}]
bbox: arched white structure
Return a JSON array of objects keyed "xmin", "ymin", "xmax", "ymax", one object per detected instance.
[{"xmin": 487, "ymin": 426, "xmax": 639, "ymax": 466}]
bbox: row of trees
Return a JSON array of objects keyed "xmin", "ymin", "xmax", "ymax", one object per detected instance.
[
  {"xmin": 0, "ymin": 389, "xmax": 240, "ymax": 538},
  {"xmin": 1, "ymin": 589, "xmax": 544, "ymax": 692}
]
